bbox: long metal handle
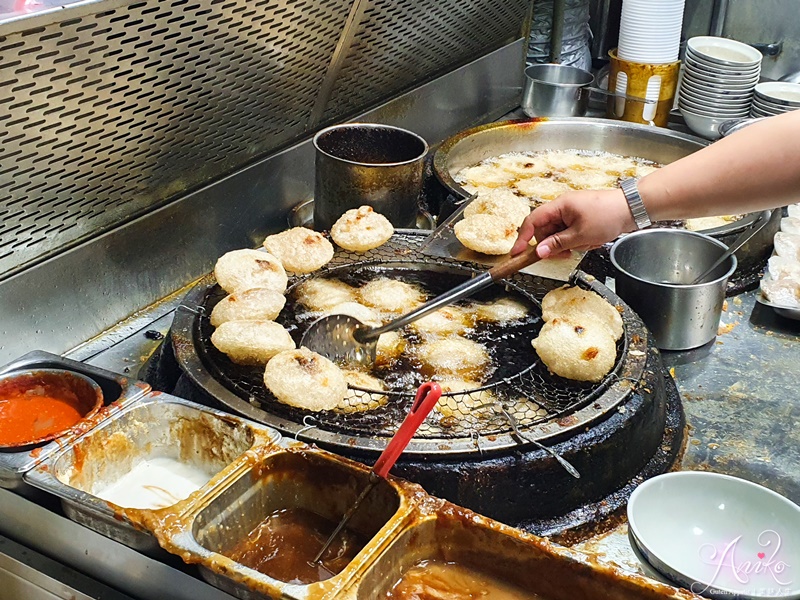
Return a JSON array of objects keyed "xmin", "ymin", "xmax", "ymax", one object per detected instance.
[
  {"xmin": 358, "ymin": 245, "xmax": 541, "ymax": 343},
  {"xmin": 691, "ymin": 210, "xmax": 772, "ymax": 284}
]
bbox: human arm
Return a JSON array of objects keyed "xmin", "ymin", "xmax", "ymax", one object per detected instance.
[{"xmin": 512, "ymin": 110, "xmax": 800, "ymax": 258}]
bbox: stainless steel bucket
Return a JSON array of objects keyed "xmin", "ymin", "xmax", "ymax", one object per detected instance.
[
  {"xmin": 313, "ymin": 123, "xmax": 428, "ymax": 231},
  {"xmin": 610, "ymin": 229, "xmax": 737, "ymax": 350},
  {"xmin": 521, "ymin": 64, "xmax": 594, "ymax": 118}
]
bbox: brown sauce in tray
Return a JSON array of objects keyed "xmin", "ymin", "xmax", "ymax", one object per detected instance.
[
  {"xmin": 227, "ymin": 507, "xmax": 367, "ymax": 584},
  {"xmin": 386, "ymin": 559, "xmax": 545, "ymax": 600}
]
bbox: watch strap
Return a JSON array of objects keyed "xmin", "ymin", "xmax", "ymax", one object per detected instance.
[{"xmin": 620, "ymin": 178, "xmax": 652, "ymax": 230}]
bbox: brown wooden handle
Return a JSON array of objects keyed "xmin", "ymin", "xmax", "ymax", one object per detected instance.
[{"xmin": 488, "ymin": 244, "xmax": 541, "ymax": 281}]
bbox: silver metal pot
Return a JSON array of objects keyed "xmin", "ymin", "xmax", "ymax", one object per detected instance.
[
  {"xmin": 522, "ymin": 64, "xmax": 594, "ymax": 118},
  {"xmin": 313, "ymin": 123, "xmax": 428, "ymax": 231},
  {"xmin": 610, "ymin": 229, "xmax": 736, "ymax": 350}
]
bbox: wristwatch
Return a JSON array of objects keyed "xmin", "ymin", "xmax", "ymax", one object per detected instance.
[{"xmin": 620, "ymin": 178, "xmax": 652, "ymax": 230}]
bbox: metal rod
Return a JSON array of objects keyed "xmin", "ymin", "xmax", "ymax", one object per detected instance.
[
  {"xmin": 550, "ymin": 0, "xmax": 566, "ymax": 63},
  {"xmin": 710, "ymin": 0, "xmax": 729, "ymax": 37}
]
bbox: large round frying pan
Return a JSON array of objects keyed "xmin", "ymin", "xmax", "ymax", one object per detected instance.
[{"xmin": 432, "ymin": 117, "xmax": 779, "ymax": 285}]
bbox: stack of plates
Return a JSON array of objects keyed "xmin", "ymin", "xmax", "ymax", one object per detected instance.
[
  {"xmin": 752, "ymin": 82, "xmax": 800, "ymax": 117},
  {"xmin": 617, "ymin": 0, "xmax": 685, "ymax": 65},
  {"xmin": 679, "ymin": 36, "xmax": 762, "ymax": 140}
]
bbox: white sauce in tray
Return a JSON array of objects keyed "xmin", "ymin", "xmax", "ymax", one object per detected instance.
[{"xmin": 95, "ymin": 457, "xmax": 211, "ymax": 510}]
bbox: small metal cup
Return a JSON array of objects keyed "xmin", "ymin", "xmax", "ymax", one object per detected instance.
[
  {"xmin": 522, "ymin": 64, "xmax": 594, "ymax": 118},
  {"xmin": 313, "ymin": 123, "xmax": 428, "ymax": 231},
  {"xmin": 610, "ymin": 229, "xmax": 737, "ymax": 351}
]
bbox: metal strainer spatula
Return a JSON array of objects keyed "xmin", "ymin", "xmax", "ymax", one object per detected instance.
[{"xmin": 300, "ymin": 244, "xmax": 542, "ymax": 366}]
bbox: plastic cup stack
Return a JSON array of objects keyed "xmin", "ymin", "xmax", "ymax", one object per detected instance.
[
  {"xmin": 617, "ymin": 0, "xmax": 685, "ymax": 65},
  {"xmin": 678, "ymin": 36, "xmax": 762, "ymax": 139}
]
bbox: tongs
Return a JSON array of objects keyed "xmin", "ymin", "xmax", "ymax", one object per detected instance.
[
  {"xmin": 311, "ymin": 382, "xmax": 442, "ymax": 565},
  {"xmin": 300, "ymin": 244, "xmax": 542, "ymax": 365}
]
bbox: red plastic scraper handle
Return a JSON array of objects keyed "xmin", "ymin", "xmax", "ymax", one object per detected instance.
[{"xmin": 372, "ymin": 382, "xmax": 442, "ymax": 479}]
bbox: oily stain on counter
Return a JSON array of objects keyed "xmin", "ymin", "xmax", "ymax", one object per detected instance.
[{"xmin": 228, "ymin": 507, "xmax": 367, "ymax": 584}]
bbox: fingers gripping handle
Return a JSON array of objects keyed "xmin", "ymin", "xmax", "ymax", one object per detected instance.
[{"xmin": 372, "ymin": 382, "xmax": 442, "ymax": 479}]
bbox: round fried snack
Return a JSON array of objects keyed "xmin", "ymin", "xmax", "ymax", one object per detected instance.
[
  {"xmin": 473, "ymin": 297, "xmax": 529, "ymax": 323},
  {"xmin": 359, "ymin": 278, "xmax": 426, "ymax": 313},
  {"xmin": 336, "ymin": 370, "xmax": 389, "ymax": 413},
  {"xmin": 531, "ymin": 317, "xmax": 616, "ymax": 382},
  {"xmin": 541, "ymin": 285, "xmax": 623, "ymax": 341},
  {"xmin": 409, "ymin": 306, "xmax": 471, "ymax": 336},
  {"xmin": 513, "ymin": 177, "xmax": 572, "ymax": 202},
  {"xmin": 211, "ymin": 320, "xmax": 295, "ymax": 366},
  {"xmin": 454, "ymin": 214, "xmax": 517, "ymax": 255},
  {"xmin": 330, "ymin": 206, "xmax": 394, "ymax": 252},
  {"xmin": 214, "ymin": 249, "xmax": 288, "ymax": 294},
  {"xmin": 295, "ymin": 278, "xmax": 358, "ymax": 311},
  {"xmin": 434, "ymin": 379, "xmax": 495, "ymax": 420},
  {"xmin": 456, "ymin": 163, "xmax": 516, "ymax": 188},
  {"xmin": 326, "ymin": 302, "xmax": 382, "ymax": 327},
  {"xmin": 262, "ymin": 227, "xmax": 334, "ymax": 274},
  {"xmin": 417, "ymin": 338, "xmax": 490, "ymax": 378},
  {"xmin": 494, "ymin": 154, "xmax": 551, "ymax": 177},
  {"xmin": 263, "ymin": 348, "xmax": 348, "ymax": 411},
  {"xmin": 210, "ymin": 288, "xmax": 286, "ymax": 327},
  {"xmin": 376, "ymin": 331, "xmax": 407, "ymax": 364},
  {"xmin": 463, "ymin": 192, "xmax": 531, "ymax": 228}
]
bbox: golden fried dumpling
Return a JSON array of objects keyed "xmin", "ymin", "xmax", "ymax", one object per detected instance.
[
  {"xmin": 325, "ymin": 301, "xmax": 382, "ymax": 327},
  {"xmin": 541, "ymin": 285, "xmax": 623, "ymax": 341},
  {"xmin": 463, "ymin": 191, "xmax": 531, "ymax": 228},
  {"xmin": 532, "ymin": 317, "xmax": 616, "ymax": 382},
  {"xmin": 456, "ymin": 163, "xmax": 516, "ymax": 188},
  {"xmin": 494, "ymin": 154, "xmax": 551, "ymax": 177},
  {"xmin": 210, "ymin": 288, "xmax": 286, "ymax": 327},
  {"xmin": 359, "ymin": 278, "xmax": 426, "ymax": 313},
  {"xmin": 513, "ymin": 177, "xmax": 572, "ymax": 202},
  {"xmin": 211, "ymin": 320, "xmax": 295, "ymax": 366},
  {"xmin": 263, "ymin": 348, "xmax": 347, "ymax": 411},
  {"xmin": 410, "ymin": 306, "xmax": 471, "ymax": 336},
  {"xmin": 295, "ymin": 278, "xmax": 358, "ymax": 311},
  {"xmin": 454, "ymin": 214, "xmax": 517, "ymax": 255},
  {"xmin": 262, "ymin": 227, "xmax": 334, "ymax": 274},
  {"xmin": 214, "ymin": 249, "xmax": 288, "ymax": 294},
  {"xmin": 336, "ymin": 370, "xmax": 388, "ymax": 413},
  {"xmin": 473, "ymin": 297, "xmax": 529, "ymax": 323},
  {"xmin": 417, "ymin": 338, "xmax": 490, "ymax": 378},
  {"xmin": 330, "ymin": 206, "xmax": 394, "ymax": 252},
  {"xmin": 376, "ymin": 331, "xmax": 407, "ymax": 364}
]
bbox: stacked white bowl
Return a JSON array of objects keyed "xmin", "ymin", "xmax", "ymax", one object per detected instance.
[
  {"xmin": 679, "ymin": 36, "xmax": 762, "ymax": 140},
  {"xmin": 617, "ymin": 0, "xmax": 684, "ymax": 65},
  {"xmin": 752, "ymin": 82, "xmax": 800, "ymax": 117}
]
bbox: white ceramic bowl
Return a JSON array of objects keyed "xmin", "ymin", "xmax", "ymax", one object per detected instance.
[
  {"xmin": 678, "ymin": 97, "xmax": 750, "ymax": 115},
  {"xmin": 681, "ymin": 108, "xmax": 745, "ymax": 139},
  {"xmin": 755, "ymin": 82, "xmax": 800, "ymax": 106},
  {"xmin": 685, "ymin": 54, "xmax": 761, "ymax": 77},
  {"xmin": 683, "ymin": 70, "xmax": 758, "ymax": 90},
  {"xmin": 687, "ymin": 36, "xmax": 763, "ymax": 67},
  {"xmin": 629, "ymin": 472, "xmax": 800, "ymax": 599}
]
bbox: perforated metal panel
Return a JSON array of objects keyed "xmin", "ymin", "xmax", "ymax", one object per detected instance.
[
  {"xmin": 0, "ymin": 0, "xmax": 530, "ymax": 277},
  {"xmin": 322, "ymin": 0, "xmax": 530, "ymax": 122},
  {"xmin": 0, "ymin": 0, "xmax": 352, "ymax": 275}
]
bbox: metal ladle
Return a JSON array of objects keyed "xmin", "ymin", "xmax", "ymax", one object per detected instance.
[
  {"xmin": 691, "ymin": 210, "xmax": 773, "ymax": 285},
  {"xmin": 300, "ymin": 244, "xmax": 542, "ymax": 366}
]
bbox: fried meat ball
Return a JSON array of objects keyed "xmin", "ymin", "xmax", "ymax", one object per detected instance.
[
  {"xmin": 295, "ymin": 278, "xmax": 357, "ymax": 311},
  {"xmin": 541, "ymin": 285, "xmax": 623, "ymax": 340},
  {"xmin": 211, "ymin": 320, "xmax": 295, "ymax": 366},
  {"xmin": 262, "ymin": 227, "xmax": 334, "ymax": 274},
  {"xmin": 359, "ymin": 278, "xmax": 426, "ymax": 313},
  {"xmin": 409, "ymin": 306, "xmax": 471, "ymax": 336},
  {"xmin": 531, "ymin": 317, "xmax": 616, "ymax": 382},
  {"xmin": 454, "ymin": 214, "xmax": 517, "ymax": 255},
  {"xmin": 463, "ymin": 192, "xmax": 531, "ymax": 228},
  {"xmin": 214, "ymin": 249, "xmax": 288, "ymax": 294},
  {"xmin": 325, "ymin": 301, "xmax": 382, "ymax": 327},
  {"xmin": 330, "ymin": 206, "xmax": 394, "ymax": 252},
  {"xmin": 210, "ymin": 288, "xmax": 286, "ymax": 327},
  {"xmin": 263, "ymin": 348, "xmax": 348, "ymax": 411},
  {"xmin": 336, "ymin": 370, "xmax": 388, "ymax": 413},
  {"xmin": 472, "ymin": 297, "xmax": 529, "ymax": 323},
  {"xmin": 417, "ymin": 338, "xmax": 490, "ymax": 378}
]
